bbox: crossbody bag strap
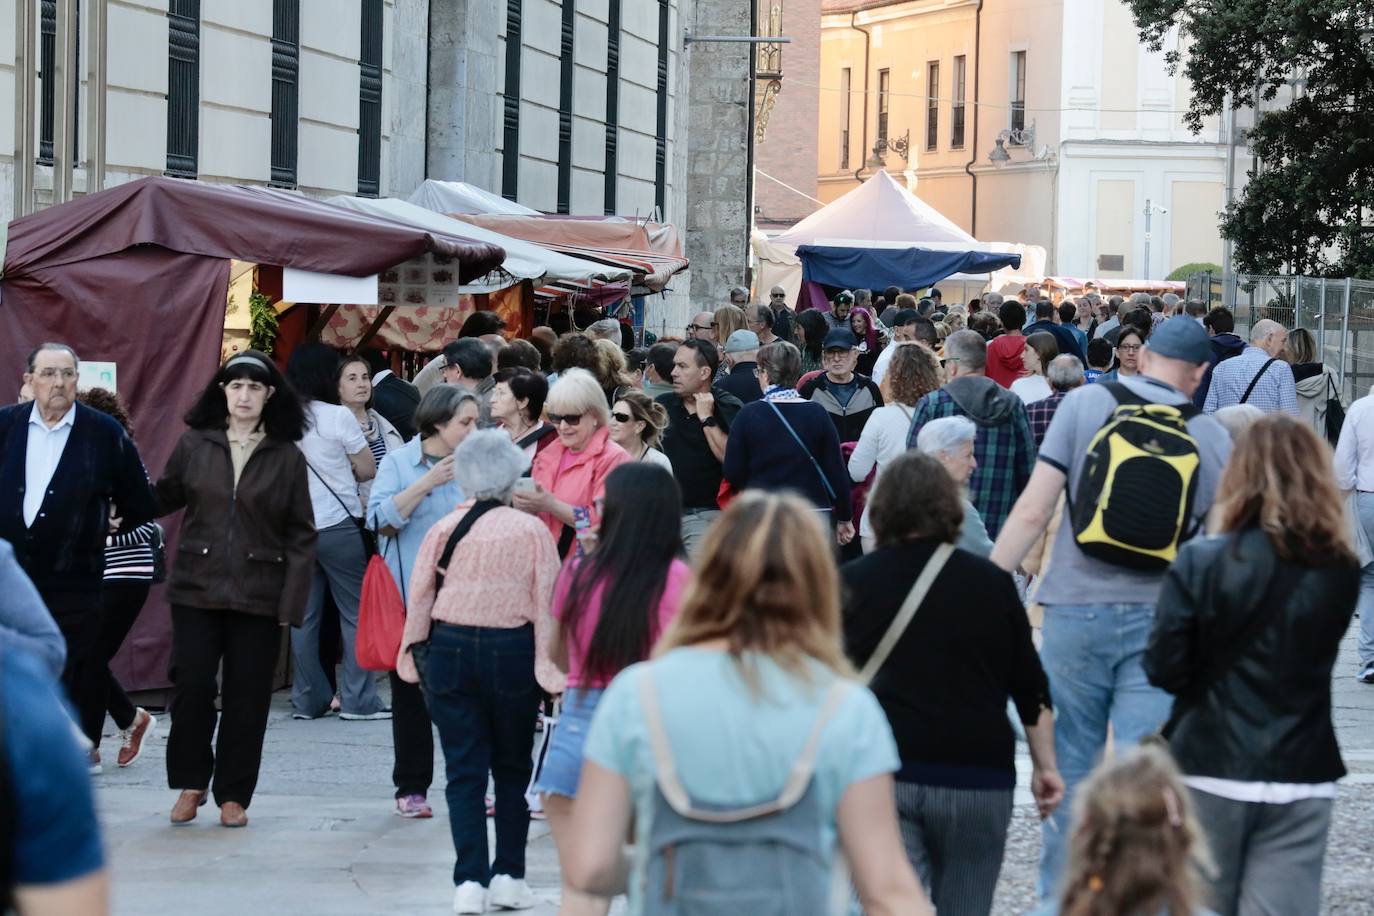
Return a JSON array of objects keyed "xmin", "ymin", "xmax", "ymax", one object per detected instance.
[
  {"xmin": 858, "ymin": 543, "xmax": 954, "ymax": 684},
  {"xmin": 433, "ymin": 500, "xmax": 502, "ymax": 593},
  {"xmin": 766, "ymin": 401, "xmax": 837, "ymax": 502},
  {"xmin": 305, "ymin": 459, "xmax": 359, "ymax": 521},
  {"xmin": 1240, "ymin": 357, "xmax": 1280, "ymax": 405},
  {"xmin": 1162, "ymin": 545, "xmax": 1303, "ymax": 736},
  {"xmin": 639, "ymin": 669, "xmax": 851, "ymax": 823}
]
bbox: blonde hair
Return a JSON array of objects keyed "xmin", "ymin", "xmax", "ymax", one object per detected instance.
[
  {"xmin": 546, "ymin": 368, "xmax": 610, "ymax": 426},
  {"xmin": 713, "ymin": 304, "xmax": 748, "ymax": 343},
  {"xmin": 656, "ymin": 492, "xmax": 853, "ymax": 687},
  {"xmin": 612, "ymin": 389, "xmax": 669, "ymax": 448},
  {"xmin": 1214, "ymin": 414, "xmax": 1355, "ymax": 565},
  {"xmin": 1060, "ymin": 745, "xmax": 1210, "ymax": 916},
  {"xmin": 593, "ymin": 338, "xmax": 634, "ymax": 392}
]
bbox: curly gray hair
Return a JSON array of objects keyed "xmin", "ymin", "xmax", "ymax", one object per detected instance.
[{"xmin": 452, "ymin": 428, "xmax": 529, "ymax": 503}]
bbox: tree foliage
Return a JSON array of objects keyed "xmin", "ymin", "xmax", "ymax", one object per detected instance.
[{"xmin": 1126, "ymin": 0, "xmax": 1374, "ymax": 277}]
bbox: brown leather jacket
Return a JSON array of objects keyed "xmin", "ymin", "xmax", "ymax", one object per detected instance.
[{"xmin": 155, "ymin": 428, "xmax": 316, "ymax": 625}]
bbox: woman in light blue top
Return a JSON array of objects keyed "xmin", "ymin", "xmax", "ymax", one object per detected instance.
[{"xmin": 366, "ymin": 385, "xmax": 480, "ymax": 819}]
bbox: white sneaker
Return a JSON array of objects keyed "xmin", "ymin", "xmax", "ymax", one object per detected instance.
[
  {"xmin": 487, "ymin": 874, "xmax": 535, "ymax": 910},
  {"xmin": 453, "ymin": 881, "xmax": 486, "ymax": 914}
]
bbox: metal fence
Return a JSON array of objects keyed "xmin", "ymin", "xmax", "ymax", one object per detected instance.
[{"xmin": 1187, "ymin": 272, "xmax": 1374, "ymax": 404}]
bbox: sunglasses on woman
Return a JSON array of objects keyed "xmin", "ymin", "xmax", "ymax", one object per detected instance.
[
  {"xmin": 610, "ymin": 411, "xmax": 633, "ymax": 423},
  {"xmin": 548, "ymin": 412, "xmax": 586, "ymax": 426}
]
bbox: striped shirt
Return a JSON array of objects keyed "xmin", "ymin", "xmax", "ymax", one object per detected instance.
[{"xmin": 104, "ymin": 522, "xmax": 158, "ymax": 582}]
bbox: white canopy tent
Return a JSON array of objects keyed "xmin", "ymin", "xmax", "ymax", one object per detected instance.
[
  {"xmin": 753, "ymin": 170, "xmax": 1044, "ymax": 306},
  {"xmin": 328, "ymin": 196, "xmax": 632, "ymax": 292},
  {"xmin": 407, "ymin": 180, "xmax": 540, "ymax": 217}
]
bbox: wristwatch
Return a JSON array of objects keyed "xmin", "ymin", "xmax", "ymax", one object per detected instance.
[{"xmin": 699, "ymin": 415, "xmax": 719, "ymax": 428}]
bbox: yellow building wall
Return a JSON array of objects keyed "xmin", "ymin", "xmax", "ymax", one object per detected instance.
[
  {"xmin": 1169, "ymin": 180, "xmax": 1224, "ymax": 272},
  {"xmin": 817, "ymin": 2, "xmax": 979, "ymax": 232},
  {"xmin": 1094, "ymin": 179, "xmax": 1137, "ymax": 278}
]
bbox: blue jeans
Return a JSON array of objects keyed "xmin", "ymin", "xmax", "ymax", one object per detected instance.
[
  {"xmin": 1355, "ymin": 493, "xmax": 1374, "ymax": 665},
  {"xmin": 419, "ymin": 622, "xmax": 541, "ymax": 888},
  {"xmin": 1036, "ymin": 603, "xmax": 1173, "ymax": 900}
]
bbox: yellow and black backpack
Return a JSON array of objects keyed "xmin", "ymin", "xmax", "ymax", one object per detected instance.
[{"xmin": 1068, "ymin": 383, "xmax": 1201, "ymax": 570}]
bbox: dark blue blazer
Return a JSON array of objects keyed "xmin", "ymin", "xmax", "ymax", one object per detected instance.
[{"xmin": 0, "ymin": 402, "xmax": 156, "ymax": 594}]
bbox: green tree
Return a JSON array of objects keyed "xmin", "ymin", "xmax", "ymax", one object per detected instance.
[{"xmin": 1126, "ymin": 0, "xmax": 1374, "ymax": 277}]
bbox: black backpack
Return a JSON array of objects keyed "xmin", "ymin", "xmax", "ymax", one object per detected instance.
[{"xmin": 1068, "ymin": 383, "xmax": 1202, "ymax": 571}]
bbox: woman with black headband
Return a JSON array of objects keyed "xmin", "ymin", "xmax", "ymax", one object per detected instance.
[{"xmin": 154, "ymin": 350, "xmax": 315, "ymax": 828}]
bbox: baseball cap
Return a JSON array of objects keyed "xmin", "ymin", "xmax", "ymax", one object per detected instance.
[
  {"xmin": 1144, "ymin": 315, "xmax": 1211, "ymax": 365},
  {"xmin": 834, "ymin": 290, "xmax": 854, "ymax": 304},
  {"xmin": 723, "ymin": 329, "xmax": 760, "ymax": 354},
  {"xmin": 822, "ymin": 328, "xmax": 859, "ymax": 351}
]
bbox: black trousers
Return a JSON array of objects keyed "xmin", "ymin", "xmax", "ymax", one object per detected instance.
[
  {"xmin": 97, "ymin": 580, "xmax": 150, "ymax": 743},
  {"xmin": 166, "ymin": 605, "xmax": 280, "ymax": 807},
  {"xmin": 390, "ymin": 670, "xmax": 434, "ymax": 798},
  {"xmin": 43, "ymin": 589, "xmax": 104, "ymax": 744}
]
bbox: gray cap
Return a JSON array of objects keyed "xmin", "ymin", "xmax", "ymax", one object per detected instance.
[
  {"xmin": 723, "ymin": 329, "xmax": 760, "ymax": 354},
  {"xmin": 1144, "ymin": 315, "xmax": 1211, "ymax": 365}
]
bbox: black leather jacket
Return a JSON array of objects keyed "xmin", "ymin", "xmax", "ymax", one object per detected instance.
[{"xmin": 1145, "ymin": 528, "xmax": 1358, "ymax": 783}]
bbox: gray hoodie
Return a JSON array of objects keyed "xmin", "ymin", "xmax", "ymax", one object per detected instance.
[{"xmin": 943, "ymin": 375, "xmax": 1023, "ymax": 427}]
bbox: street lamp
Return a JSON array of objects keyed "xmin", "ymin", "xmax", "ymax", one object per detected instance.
[
  {"xmin": 987, "ymin": 122, "xmax": 1036, "ymax": 167},
  {"xmin": 869, "ymin": 129, "xmax": 911, "ymax": 170}
]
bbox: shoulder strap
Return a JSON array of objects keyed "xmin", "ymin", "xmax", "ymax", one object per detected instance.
[
  {"xmin": 859, "ymin": 544, "xmax": 954, "ymax": 684},
  {"xmin": 305, "ymin": 460, "xmax": 358, "ymax": 521},
  {"xmin": 639, "ymin": 668, "xmax": 852, "ymax": 823},
  {"xmin": 433, "ymin": 500, "xmax": 503, "ymax": 592},
  {"xmin": 1101, "ymin": 381, "xmax": 1144, "ymax": 407},
  {"xmin": 766, "ymin": 401, "xmax": 837, "ymax": 503},
  {"xmin": 1240, "ymin": 358, "xmax": 1280, "ymax": 405},
  {"xmin": 1163, "ymin": 548, "xmax": 1304, "ymax": 735}
]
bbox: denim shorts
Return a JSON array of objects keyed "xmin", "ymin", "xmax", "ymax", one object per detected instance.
[{"xmin": 532, "ymin": 687, "xmax": 604, "ymax": 799}]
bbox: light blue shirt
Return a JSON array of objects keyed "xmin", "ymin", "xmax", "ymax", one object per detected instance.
[
  {"xmin": 1202, "ymin": 345, "xmax": 1299, "ymax": 416},
  {"xmin": 584, "ymin": 648, "xmax": 899, "ymax": 914},
  {"xmin": 365, "ymin": 437, "xmax": 465, "ymax": 602},
  {"xmin": 23, "ymin": 404, "xmax": 75, "ymax": 527}
]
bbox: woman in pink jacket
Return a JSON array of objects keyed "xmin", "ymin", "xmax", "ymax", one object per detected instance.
[{"xmin": 514, "ymin": 368, "xmax": 631, "ymax": 556}]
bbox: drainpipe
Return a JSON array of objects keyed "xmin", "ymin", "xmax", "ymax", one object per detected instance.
[
  {"xmin": 851, "ymin": 12, "xmax": 872, "ymax": 185},
  {"xmin": 962, "ymin": 0, "xmax": 984, "ymax": 237}
]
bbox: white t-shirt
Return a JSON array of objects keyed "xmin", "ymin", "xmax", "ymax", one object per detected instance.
[
  {"xmin": 846, "ymin": 403, "xmax": 915, "ymax": 539},
  {"xmin": 1010, "ymin": 375, "xmax": 1053, "ymax": 404},
  {"xmin": 641, "ymin": 447, "xmax": 674, "ymax": 473},
  {"xmin": 299, "ymin": 401, "xmax": 369, "ymax": 528}
]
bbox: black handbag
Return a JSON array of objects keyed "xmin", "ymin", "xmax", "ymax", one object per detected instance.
[
  {"xmin": 149, "ymin": 522, "xmax": 168, "ymax": 584},
  {"xmin": 1324, "ymin": 374, "xmax": 1346, "ymax": 446}
]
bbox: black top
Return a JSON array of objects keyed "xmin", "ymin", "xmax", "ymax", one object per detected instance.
[
  {"xmin": 656, "ymin": 388, "xmax": 743, "ymax": 510},
  {"xmin": 1146, "ymin": 529, "xmax": 1358, "ymax": 784},
  {"xmin": 0, "ymin": 402, "xmax": 156, "ymax": 595},
  {"xmin": 371, "ymin": 372, "xmax": 420, "ymax": 441},
  {"xmin": 716, "ymin": 361, "xmax": 763, "ymax": 404},
  {"xmin": 841, "ymin": 541, "xmax": 1051, "ymax": 789}
]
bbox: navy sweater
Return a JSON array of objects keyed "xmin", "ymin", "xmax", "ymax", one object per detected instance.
[
  {"xmin": 0, "ymin": 402, "xmax": 156, "ymax": 594},
  {"xmin": 722, "ymin": 399, "xmax": 853, "ymax": 521}
]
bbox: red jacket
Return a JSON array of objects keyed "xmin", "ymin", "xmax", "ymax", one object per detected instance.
[{"xmin": 986, "ymin": 334, "xmax": 1029, "ymax": 389}]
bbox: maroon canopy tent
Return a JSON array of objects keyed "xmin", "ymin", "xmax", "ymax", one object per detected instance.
[{"xmin": 0, "ymin": 176, "xmax": 505, "ymax": 690}]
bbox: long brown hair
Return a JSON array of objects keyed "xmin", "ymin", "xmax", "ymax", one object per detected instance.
[
  {"xmin": 1060, "ymin": 746, "xmax": 1210, "ymax": 916},
  {"xmin": 655, "ymin": 492, "xmax": 852, "ymax": 687},
  {"xmin": 1214, "ymin": 414, "xmax": 1355, "ymax": 565}
]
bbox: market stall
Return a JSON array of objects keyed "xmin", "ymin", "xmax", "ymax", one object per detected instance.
[
  {"xmin": 795, "ymin": 244, "xmax": 1023, "ymax": 312},
  {"xmin": 0, "ymin": 176, "xmax": 504, "ymax": 690}
]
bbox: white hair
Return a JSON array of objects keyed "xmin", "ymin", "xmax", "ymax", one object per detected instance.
[
  {"xmin": 452, "ymin": 429, "xmax": 529, "ymax": 502},
  {"xmin": 547, "ymin": 368, "xmax": 611, "ymax": 426},
  {"xmin": 916, "ymin": 416, "xmax": 977, "ymax": 458},
  {"xmin": 1214, "ymin": 403, "xmax": 1264, "ymax": 439},
  {"xmin": 586, "ymin": 318, "xmax": 622, "ymax": 342},
  {"xmin": 1047, "ymin": 354, "xmax": 1084, "ymax": 392},
  {"xmin": 1250, "ymin": 318, "xmax": 1285, "ymax": 344}
]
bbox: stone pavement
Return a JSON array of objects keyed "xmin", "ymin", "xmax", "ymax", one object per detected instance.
[{"xmin": 97, "ymin": 625, "xmax": 1374, "ymax": 915}]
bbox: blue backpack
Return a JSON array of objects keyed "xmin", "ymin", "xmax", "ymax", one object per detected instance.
[{"xmin": 636, "ymin": 671, "xmax": 852, "ymax": 915}]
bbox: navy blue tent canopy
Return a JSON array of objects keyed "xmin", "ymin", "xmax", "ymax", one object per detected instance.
[{"xmin": 797, "ymin": 244, "xmax": 1022, "ymax": 291}]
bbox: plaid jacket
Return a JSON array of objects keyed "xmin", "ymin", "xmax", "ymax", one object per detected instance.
[
  {"xmin": 906, "ymin": 386, "xmax": 1037, "ymax": 539},
  {"xmin": 1026, "ymin": 390, "xmax": 1068, "ymax": 449}
]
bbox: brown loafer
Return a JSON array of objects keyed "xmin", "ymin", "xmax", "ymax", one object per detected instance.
[
  {"xmin": 219, "ymin": 801, "xmax": 248, "ymax": 828},
  {"xmin": 170, "ymin": 790, "xmax": 207, "ymax": 824}
]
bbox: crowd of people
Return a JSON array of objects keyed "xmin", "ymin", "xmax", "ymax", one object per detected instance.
[{"xmin": 1, "ymin": 279, "xmax": 1369, "ymax": 915}]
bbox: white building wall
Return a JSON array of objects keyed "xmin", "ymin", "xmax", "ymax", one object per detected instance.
[{"xmin": 0, "ymin": 0, "xmax": 426, "ymax": 225}]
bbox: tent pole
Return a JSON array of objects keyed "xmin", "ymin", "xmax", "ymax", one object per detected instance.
[
  {"xmin": 307, "ymin": 304, "xmax": 342, "ymax": 340},
  {"xmin": 356, "ymin": 305, "xmax": 398, "ymax": 350}
]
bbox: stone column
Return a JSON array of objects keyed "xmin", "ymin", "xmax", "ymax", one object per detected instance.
[{"xmin": 426, "ymin": 0, "xmax": 501, "ymax": 189}]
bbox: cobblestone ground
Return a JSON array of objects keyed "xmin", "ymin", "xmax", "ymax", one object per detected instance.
[{"xmin": 98, "ymin": 624, "xmax": 1374, "ymax": 915}]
